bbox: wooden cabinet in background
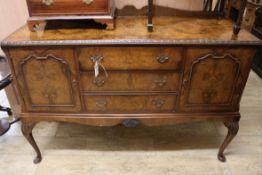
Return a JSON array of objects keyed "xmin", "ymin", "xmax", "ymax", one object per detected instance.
[
  {"xmin": 26, "ymin": 0, "xmax": 116, "ymax": 30},
  {"xmin": 243, "ymin": 0, "xmax": 262, "ymax": 31}
]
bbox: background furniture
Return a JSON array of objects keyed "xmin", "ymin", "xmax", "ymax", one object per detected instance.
[
  {"xmin": 26, "ymin": 0, "xmax": 116, "ymax": 31},
  {"xmin": 252, "ymin": 7, "xmax": 262, "ymax": 78},
  {"xmin": 0, "ymin": 56, "xmax": 14, "ymax": 136},
  {"xmin": 226, "ymin": 0, "xmax": 242, "ymax": 20},
  {"xmin": 243, "ymin": 0, "xmax": 262, "ymax": 31},
  {"xmin": 148, "ymin": 0, "xmax": 247, "ymax": 34}
]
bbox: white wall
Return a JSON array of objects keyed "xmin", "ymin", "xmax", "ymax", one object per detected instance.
[{"xmin": 0, "ymin": 0, "xmax": 29, "ymax": 54}]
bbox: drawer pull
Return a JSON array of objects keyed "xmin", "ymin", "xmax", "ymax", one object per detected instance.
[
  {"xmin": 154, "ymin": 79, "xmax": 167, "ymax": 87},
  {"xmin": 83, "ymin": 0, "xmax": 93, "ymax": 5},
  {"xmin": 93, "ymin": 78, "xmax": 105, "ymax": 87},
  {"xmin": 152, "ymin": 99, "xmax": 165, "ymax": 108},
  {"xmin": 156, "ymin": 56, "xmax": 169, "ymax": 64},
  {"xmin": 96, "ymin": 99, "xmax": 107, "ymax": 108},
  {"xmin": 42, "ymin": 0, "xmax": 54, "ymax": 6}
]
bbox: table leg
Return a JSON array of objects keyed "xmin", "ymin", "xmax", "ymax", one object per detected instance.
[
  {"xmin": 218, "ymin": 119, "xmax": 239, "ymax": 162},
  {"xmin": 21, "ymin": 121, "xmax": 42, "ymax": 164}
]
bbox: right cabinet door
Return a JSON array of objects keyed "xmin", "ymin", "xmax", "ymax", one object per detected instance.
[{"xmin": 179, "ymin": 48, "xmax": 256, "ymax": 112}]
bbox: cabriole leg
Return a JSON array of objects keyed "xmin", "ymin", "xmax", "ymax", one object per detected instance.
[
  {"xmin": 21, "ymin": 121, "xmax": 42, "ymax": 164},
  {"xmin": 218, "ymin": 120, "xmax": 239, "ymax": 162}
]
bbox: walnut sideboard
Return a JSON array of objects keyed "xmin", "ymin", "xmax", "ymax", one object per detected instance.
[{"xmin": 1, "ymin": 16, "xmax": 262, "ymax": 164}]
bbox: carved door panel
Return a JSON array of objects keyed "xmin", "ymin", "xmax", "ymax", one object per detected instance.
[
  {"xmin": 178, "ymin": 48, "xmax": 255, "ymax": 112},
  {"xmin": 9, "ymin": 48, "xmax": 81, "ymax": 113}
]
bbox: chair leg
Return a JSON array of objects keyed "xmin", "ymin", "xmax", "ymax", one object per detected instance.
[
  {"xmin": 0, "ymin": 105, "xmax": 12, "ymax": 116},
  {"xmin": 0, "ymin": 118, "xmax": 11, "ymax": 136}
]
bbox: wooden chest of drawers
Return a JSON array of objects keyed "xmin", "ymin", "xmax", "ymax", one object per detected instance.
[
  {"xmin": 26, "ymin": 0, "xmax": 115, "ymax": 30},
  {"xmin": 1, "ymin": 16, "xmax": 261, "ymax": 164}
]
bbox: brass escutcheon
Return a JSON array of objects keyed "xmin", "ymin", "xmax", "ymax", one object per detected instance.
[
  {"xmin": 42, "ymin": 0, "xmax": 54, "ymax": 6},
  {"xmin": 93, "ymin": 78, "xmax": 105, "ymax": 87},
  {"xmin": 90, "ymin": 55, "xmax": 103, "ymax": 62},
  {"xmin": 96, "ymin": 99, "xmax": 107, "ymax": 108},
  {"xmin": 83, "ymin": 0, "xmax": 94, "ymax": 5}
]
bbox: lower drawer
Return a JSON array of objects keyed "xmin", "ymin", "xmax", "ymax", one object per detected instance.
[{"xmin": 84, "ymin": 95, "xmax": 176, "ymax": 113}]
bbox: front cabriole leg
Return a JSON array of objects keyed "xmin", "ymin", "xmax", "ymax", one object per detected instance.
[
  {"xmin": 218, "ymin": 119, "xmax": 240, "ymax": 162},
  {"xmin": 21, "ymin": 121, "xmax": 42, "ymax": 164}
]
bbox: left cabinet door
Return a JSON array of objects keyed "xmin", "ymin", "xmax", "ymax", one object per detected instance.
[{"xmin": 8, "ymin": 48, "xmax": 82, "ymax": 113}]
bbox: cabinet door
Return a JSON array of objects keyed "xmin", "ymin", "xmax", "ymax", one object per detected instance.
[
  {"xmin": 9, "ymin": 48, "xmax": 81, "ymax": 113},
  {"xmin": 178, "ymin": 48, "xmax": 255, "ymax": 112}
]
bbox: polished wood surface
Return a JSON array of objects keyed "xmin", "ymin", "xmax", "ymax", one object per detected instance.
[
  {"xmin": 1, "ymin": 16, "xmax": 261, "ymax": 164},
  {"xmin": 78, "ymin": 47, "xmax": 183, "ymax": 70},
  {"xmin": 179, "ymin": 47, "xmax": 255, "ymax": 112},
  {"xmin": 2, "ymin": 17, "xmax": 261, "ymax": 45},
  {"xmin": 84, "ymin": 95, "xmax": 176, "ymax": 113},
  {"xmin": 7, "ymin": 48, "xmax": 82, "ymax": 113}
]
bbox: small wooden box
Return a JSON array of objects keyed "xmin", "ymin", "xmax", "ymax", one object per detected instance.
[{"xmin": 26, "ymin": 0, "xmax": 115, "ymax": 31}]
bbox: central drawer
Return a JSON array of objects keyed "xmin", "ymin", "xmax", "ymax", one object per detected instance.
[
  {"xmin": 81, "ymin": 71, "xmax": 180, "ymax": 92},
  {"xmin": 84, "ymin": 95, "xmax": 176, "ymax": 113},
  {"xmin": 78, "ymin": 47, "xmax": 183, "ymax": 71}
]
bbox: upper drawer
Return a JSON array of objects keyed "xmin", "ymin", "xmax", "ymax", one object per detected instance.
[
  {"xmin": 27, "ymin": 0, "xmax": 110, "ymax": 16},
  {"xmin": 78, "ymin": 47, "xmax": 183, "ymax": 71}
]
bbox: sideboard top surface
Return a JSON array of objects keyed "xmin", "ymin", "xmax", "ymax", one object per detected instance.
[{"xmin": 1, "ymin": 16, "xmax": 262, "ymax": 46}]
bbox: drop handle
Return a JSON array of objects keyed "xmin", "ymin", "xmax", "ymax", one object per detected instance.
[
  {"xmin": 96, "ymin": 99, "xmax": 107, "ymax": 108},
  {"xmin": 154, "ymin": 79, "xmax": 167, "ymax": 87},
  {"xmin": 152, "ymin": 99, "xmax": 165, "ymax": 108},
  {"xmin": 156, "ymin": 55, "xmax": 169, "ymax": 64}
]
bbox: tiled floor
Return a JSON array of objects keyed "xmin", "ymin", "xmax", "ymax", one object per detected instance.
[{"xmin": 0, "ymin": 71, "xmax": 261, "ymax": 175}]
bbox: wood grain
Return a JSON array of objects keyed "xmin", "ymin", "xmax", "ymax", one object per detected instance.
[{"xmin": 1, "ymin": 17, "xmax": 261, "ymax": 46}]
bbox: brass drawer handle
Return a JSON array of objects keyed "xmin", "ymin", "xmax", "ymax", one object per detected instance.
[
  {"xmin": 152, "ymin": 99, "xmax": 165, "ymax": 108},
  {"xmin": 96, "ymin": 99, "xmax": 107, "ymax": 108},
  {"xmin": 154, "ymin": 79, "xmax": 167, "ymax": 87},
  {"xmin": 83, "ymin": 0, "xmax": 93, "ymax": 5},
  {"xmin": 93, "ymin": 78, "xmax": 105, "ymax": 87},
  {"xmin": 156, "ymin": 56, "xmax": 169, "ymax": 64},
  {"xmin": 42, "ymin": 0, "xmax": 54, "ymax": 6}
]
